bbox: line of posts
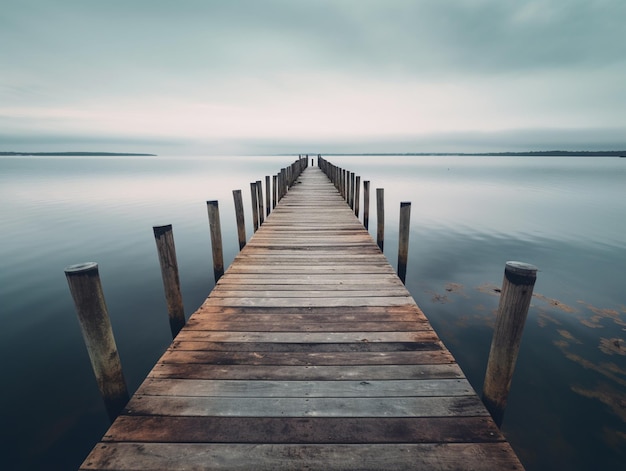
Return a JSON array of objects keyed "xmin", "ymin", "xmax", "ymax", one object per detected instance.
[
  {"xmin": 318, "ymin": 156, "xmax": 538, "ymax": 426},
  {"xmin": 66, "ymin": 153, "xmax": 536, "ymax": 428},
  {"xmin": 65, "ymin": 155, "xmax": 308, "ymax": 421}
]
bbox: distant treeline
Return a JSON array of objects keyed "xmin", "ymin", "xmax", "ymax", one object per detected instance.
[
  {"xmin": 328, "ymin": 151, "xmax": 626, "ymax": 157},
  {"xmin": 1, "ymin": 152, "xmax": 157, "ymax": 156}
]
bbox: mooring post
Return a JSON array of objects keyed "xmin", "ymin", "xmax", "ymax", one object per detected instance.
[
  {"xmin": 265, "ymin": 175, "xmax": 271, "ymax": 216},
  {"xmin": 64, "ymin": 262, "xmax": 129, "ymax": 422},
  {"xmin": 376, "ymin": 188, "xmax": 384, "ymax": 252},
  {"xmin": 272, "ymin": 174, "xmax": 278, "ymax": 209},
  {"xmin": 256, "ymin": 180, "xmax": 264, "ymax": 226},
  {"xmin": 280, "ymin": 169, "xmax": 286, "ymax": 199},
  {"xmin": 482, "ymin": 261, "xmax": 538, "ymax": 427},
  {"xmin": 152, "ymin": 224, "xmax": 186, "ymax": 338},
  {"xmin": 349, "ymin": 172, "xmax": 355, "ymax": 209},
  {"xmin": 363, "ymin": 181, "xmax": 370, "ymax": 229},
  {"xmin": 397, "ymin": 202, "xmax": 411, "ymax": 284},
  {"xmin": 354, "ymin": 176, "xmax": 361, "ymax": 217},
  {"xmin": 232, "ymin": 190, "xmax": 246, "ymax": 250},
  {"xmin": 250, "ymin": 182, "xmax": 259, "ymax": 232},
  {"xmin": 206, "ymin": 200, "xmax": 224, "ymax": 282}
]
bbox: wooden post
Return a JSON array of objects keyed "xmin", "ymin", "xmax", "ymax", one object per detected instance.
[
  {"xmin": 482, "ymin": 261, "xmax": 538, "ymax": 427},
  {"xmin": 354, "ymin": 176, "xmax": 361, "ymax": 217},
  {"xmin": 349, "ymin": 172, "xmax": 355, "ymax": 209},
  {"xmin": 376, "ymin": 188, "xmax": 384, "ymax": 252},
  {"xmin": 265, "ymin": 175, "xmax": 271, "ymax": 216},
  {"xmin": 206, "ymin": 200, "xmax": 224, "ymax": 282},
  {"xmin": 272, "ymin": 175, "xmax": 277, "ymax": 209},
  {"xmin": 363, "ymin": 181, "xmax": 370, "ymax": 229},
  {"xmin": 250, "ymin": 182, "xmax": 259, "ymax": 232},
  {"xmin": 232, "ymin": 190, "xmax": 246, "ymax": 250},
  {"xmin": 397, "ymin": 202, "xmax": 411, "ymax": 284},
  {"xmin": 64, "ymin": 262, "xmax": 129, "ymax": 422},
  {"xmin": 280, "ymin": 169, "xmax": 286, "ymax": 200},
  {"xmin": 256, "ymin": 180, "xmax": 264, "ymax": 226},
  {"xmin": 153, "ymin": 224, "xmax": 186, "ymax": 338}
]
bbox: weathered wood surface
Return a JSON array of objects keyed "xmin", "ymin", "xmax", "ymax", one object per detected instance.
[{"xmin": 80, "ymin": 166, "xmax": 524, "ymax": 470}]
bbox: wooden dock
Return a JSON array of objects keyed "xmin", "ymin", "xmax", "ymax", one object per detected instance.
[{"xmin": 80, "ymin": 165, "xmax": 524, "ymax": 470}]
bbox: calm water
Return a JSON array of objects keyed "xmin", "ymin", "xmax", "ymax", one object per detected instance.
[{"xmin": 1, "ymin": 155, "xmax": 624, "ymax": 470}]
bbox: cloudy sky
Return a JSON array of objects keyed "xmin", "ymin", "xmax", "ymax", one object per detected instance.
[{"xmin": 1, "ymin": 0, "xmax": 625, "ymax": 154}]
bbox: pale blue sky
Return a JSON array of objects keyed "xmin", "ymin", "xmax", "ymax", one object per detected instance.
[{"xmin": 1, "ymin": 0, "xmax": 625, "ymax": 154}]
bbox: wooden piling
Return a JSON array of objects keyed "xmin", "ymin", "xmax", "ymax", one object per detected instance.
[
  {"xmin": 64, "ymin": 262, "xmax": 129, "ymax": 422},
  {"xmin": 482, "ymin": 261, "xmax": 538, "ymax": 427},
  {"xmin": 349, "ymin": 172, "xmax": 355, "ymax": 209},
  {"xmin": 397, "ymin": 202, "xmax": 411, "ymax": 284},
  {"xmin": 232, "ymin": 190, "xmax": 246, "ymax": 250},
  {"xmin": 152, "ymin": 225, "xmax": 186, "ymax": 338},
  {"xmin": 265, "ymin": 176, "xmax": 271, "ymax": 216},
  {"xmin": 206, "ymin": 200, "xmax": 224, "ymax": 282},
  {"xmin": 376, "ymin": 188, "xmax": 384, "ymax": 252},
  {"xmin": 354, "ymin": 176, "xmax": 361, "ymax": 217},
  {"xmin": 250, "ymin": 182, "xmax": 259, "ymax": 232},
  {"xmin": 256, "ymin": 180, "xmax": 265, "ymax": 226},
  {"xmin": 272, "ymin": 175, "xmax": 277, "ymax": 209},
  {"xmin": 363, "ymin": 180, "xmax": 370, "ymax": 229}
]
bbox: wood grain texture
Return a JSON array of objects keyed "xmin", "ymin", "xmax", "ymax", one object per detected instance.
[{"xmin": 80, "ymin": 165, "xmax": 524, "ymax": 470}]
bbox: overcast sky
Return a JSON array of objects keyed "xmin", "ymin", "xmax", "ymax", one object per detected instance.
[{"xmin": 1, "ymin": 0, "xmax": 625, "ymax": 154}]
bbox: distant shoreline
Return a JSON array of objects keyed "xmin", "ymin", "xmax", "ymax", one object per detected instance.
[
  {"xmin": 0, "ymin": 152, "xmax": 157, "ymax": 157},
  {"xmin": 324, "ymin": 151, "xmax": 626, "ymax": 157}
]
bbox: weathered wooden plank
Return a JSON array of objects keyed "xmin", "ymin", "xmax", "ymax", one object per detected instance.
[
  {"xmin": 103, "ymin": 416, "xmax": 504, "ymax": 444},
  {"xmin": 188, "ymin": 311, "xmax": 426, "ymax": 323},
  {"xmin": 148, "ymin": 363, "xmax": 465, "ymax": 380},
  {"xmin": 201, "ymin": 297, "xmax": 416, "ymax": 308},
  {"xmin": 168, "ymin": 331, "xmax": 438, "ymax": 343},
  {"xmin": 224, "ymin": 265, "xmax": 397, "ymax": 273},
  {"xmin": 81, "ymin": 443, "xmax": 523, "ymax": 471},
  {"xmin": 193, "ymin": 304, "xmax": 428, "ymax": 318},
  {"xmin": 169, "ymin": 341, "xmax": 441, "ymax": 353},
  {"xmin": 181, "ymin": 321, "xmax": 433, "ymax": 332},
  {"xmin": 125, "ymin": 395, "xmax": 488, "ymax": 417},
  {"xmin": 135, "ymin": 378, "xmax": 474, "ymax": 398},
  {"xmin": 209, "ymin": 289, "xmax": 410, "ymax": 298},
  {"xmin": 159, "ymin": 350, "xmax": 455, "ymax": 365}
]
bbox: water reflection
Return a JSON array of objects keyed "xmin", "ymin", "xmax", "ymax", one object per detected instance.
[{"xmin": 1, "ymin": 154, "xmax": 625, "ymax": 470}]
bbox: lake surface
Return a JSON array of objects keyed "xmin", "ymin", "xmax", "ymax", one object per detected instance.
[{"xmin": 1, "ymin": 154, "xmax": 624, "ymax": 470}]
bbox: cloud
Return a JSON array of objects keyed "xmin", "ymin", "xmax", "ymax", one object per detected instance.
[{"xmin": 1, "ymin": 1, "xmax": 625, "ymax": 152}]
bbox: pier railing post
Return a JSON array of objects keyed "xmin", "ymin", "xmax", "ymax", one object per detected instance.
[
  {"xmin": 397, "ymin": 202, "xmax": 411, "ymax": 284},
  {"xmin": 232, "ymin": 190, "xmax": 246, "ymax": 250},
  {"xmin": 64, "ymin": 262, "xmax": 129, "ymax": 422},
  {"xmin": 363, "ymin": 181, "xmax": 370, "ymax": 229},
  {"xmin": 354, "ymin": 176, "xmax": 361, "ymax": 217},
  {"xmin": 153, "ymin": 224, "xmax": 186, "ymax": 338},
  {"xmin": 256, "ymin": 180, "xmax": 264, "ymax": 226},
  {"xmin": 349, "ymin": 172, "xmax": 355, "ymax": 209},
  {"xmin": 250, "ymin": 182, "xmax": 259, "ymax": 232},
  {"xmin": 482, "ymin": 261, "xmax": 538, "ymax": 427},
  {"xmin": 206, "ymin": 200, "xmax": 224, "ymax": 282},
  {"xmin": 265, "ymin": 175, "xmax": 271, "ymax": 216},
  {"xmin": 272, "ymin": 175, "xmax": 278, "ymax": 209},
  {"xmin": 376, "ymin": 188, "xmax": 384, "ymax": 252}
]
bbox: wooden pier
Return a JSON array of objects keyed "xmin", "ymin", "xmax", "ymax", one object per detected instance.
[{"xmin": 80, "ymin": 165, "xmax": 524, "ymax": 470}]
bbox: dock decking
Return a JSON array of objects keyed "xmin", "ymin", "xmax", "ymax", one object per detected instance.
[{"xmin": 80, "ymin": 166, "xmax": 524, "ymax": 470}]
